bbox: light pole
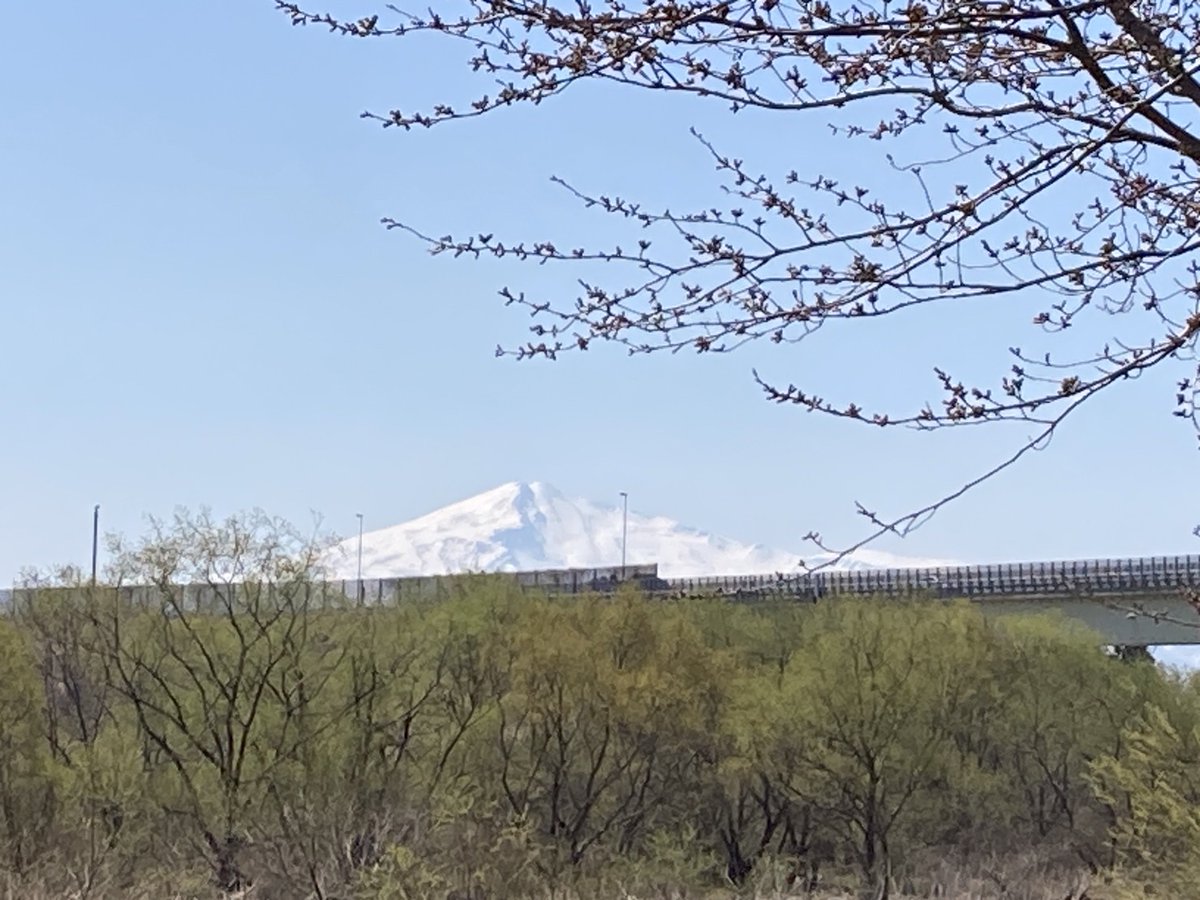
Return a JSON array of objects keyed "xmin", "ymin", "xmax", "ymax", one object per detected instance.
[
  {"xmin": 618, "ymin": 491, "xmax": 628, "ymax": 576},
  {"xmin": 91, "ymin": 505, "xmax": 100, "ymax": 587},
  {"xmin": 355, "ymin": 513, "xmax": 364, "ymax": 602}
]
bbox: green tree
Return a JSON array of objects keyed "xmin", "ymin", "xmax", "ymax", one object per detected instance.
[
  {"xmin": 0, "ymin": 618, "xmax": 57, "ymax": 875},
  {"xmin": 1089, "ymin": 676, "xmax": 1200, "ymax": 894},
  {"xmin": 5, "ymin": 522, "xmax": 1199, "ymax": 897},
  {"xmin": 988, "ymin": 616, "xmax": 1150, "ymax": 861},
  {"xmin": 765, "ymin": 600, "xmax": 982, "ymax": 889},
  {"xmin": 90, "ymin": 510, "xmax": 347, "ymax": 892},
  {"xmin": 489, "ymin": 592, "xmax": 729, "ymax": 869}
]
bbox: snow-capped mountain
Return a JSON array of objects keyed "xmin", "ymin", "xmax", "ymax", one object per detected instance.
[{"xmin": 323, "ymin": 481, "xmax": 959, "ymax": 580}]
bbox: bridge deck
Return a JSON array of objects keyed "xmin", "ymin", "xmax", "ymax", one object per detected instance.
[{"xmin": 5, "ymin": 555, "xmax": 1199, "ymax": 646}]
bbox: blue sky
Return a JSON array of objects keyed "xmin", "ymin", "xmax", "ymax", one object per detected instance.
[{"xmin": 2, "ymin": 2, "xmax": 1198, "ymax": 587}]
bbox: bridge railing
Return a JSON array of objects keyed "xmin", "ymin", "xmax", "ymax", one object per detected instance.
[
  {"xmin": 4, "ymin": 555, "xmax": 1198, "ymax": 609},
  {"xmin": 662, "ymin": 554, "xmax": 1200, "ymax": 598},
  {"xmin": 335, "ymin": 563, "xmax": 662, "ymax": 603},
  {"xmin": 0, "ymin": 564, "xmax": 665, "ymax": 611}
]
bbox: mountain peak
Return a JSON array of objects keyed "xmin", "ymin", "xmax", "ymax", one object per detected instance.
[
  {"xmin": 326, "ymin": 482, "xmax": 956, "ymax": 580},
  {"xmin": 437, "ymin": 480, "xmax": 561, "ymax": 519}
]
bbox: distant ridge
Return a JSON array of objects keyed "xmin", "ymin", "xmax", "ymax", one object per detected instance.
[{"xmin": 323, "ymin": 481, "xmax": 960, "ymax": 580}]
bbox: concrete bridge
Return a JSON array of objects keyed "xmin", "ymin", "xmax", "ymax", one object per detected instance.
[
  {"xmin": 5, "ymin": 554, "xmax": 1199, "ymax": 647},
  {"xmin": 660, "ymin": 555, "xmax": 1200, "ymax": 647},
  {"xmin": 340, "ymin": 553, "xmax": 1200, "ymax": 646}
]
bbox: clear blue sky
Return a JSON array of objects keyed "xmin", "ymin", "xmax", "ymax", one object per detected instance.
[{"xmin": 1, "ymin": 1, "xmax": 1198, "ymax": 583}]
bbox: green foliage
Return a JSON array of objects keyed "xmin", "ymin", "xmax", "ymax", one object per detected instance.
[
  {"xmin": 1088, "ymin": 677, "xmax": 1200, "ymax": 894},
  {"xmin": 0, "ymin": 619, "xmax": 56, "ymax": 874},
  {"xmin": 764, "ymin": 601, "xmax": 984, "ymax": 878},
  {"xmin": 2, "ymin": 515, "xmax": 1198, "ymax": 898}
]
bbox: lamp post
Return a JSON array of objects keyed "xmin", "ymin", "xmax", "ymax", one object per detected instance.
[
  {"xmin": 355, "ymin": 513, "xmax": 364, "ymax": 602},
  {"xmin": 91, "ymin": 505, "xmax": 100, "ymax": 587},
  {"xmin": 618, "ymin": 491, "xmax": 628, "ymax": 576}
]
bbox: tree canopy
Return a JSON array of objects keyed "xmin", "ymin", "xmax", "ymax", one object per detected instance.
[{"xmin": 2, "ymin": 511, "xmax": 1198, "ymax": 897}]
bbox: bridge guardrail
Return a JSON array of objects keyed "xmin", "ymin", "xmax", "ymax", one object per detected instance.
[
  {"xmin": 662, "ymin": 554, "xmax": 1200, "ymax": 599},
  {"xmin": 3, "ymin": 555, "xmax": 1198, "ymax": 609}
]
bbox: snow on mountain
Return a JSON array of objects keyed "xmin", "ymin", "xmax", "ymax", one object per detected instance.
[{"xmin": 324, "ymin": 481, "xmax": 959, "ymax": 580}]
